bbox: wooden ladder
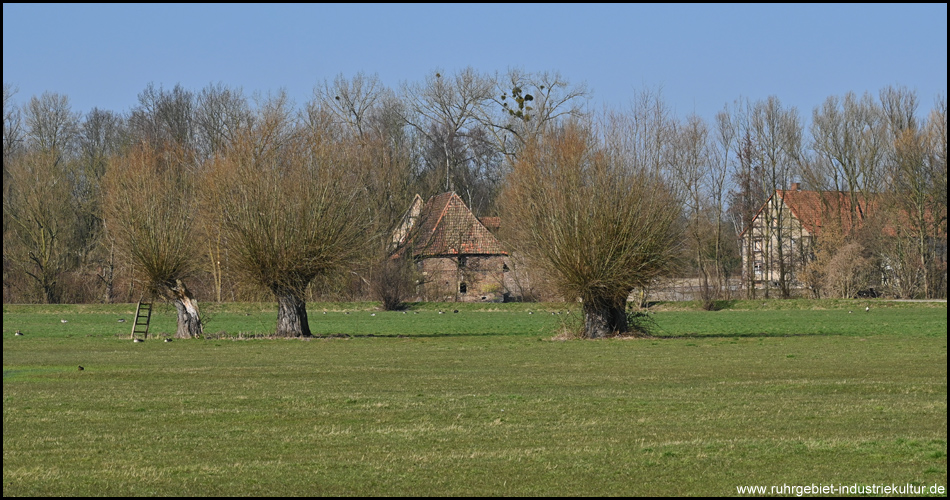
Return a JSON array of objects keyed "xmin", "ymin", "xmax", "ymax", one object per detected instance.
[{"xmin": 131, "ymin": 299, "xmax": 153, "ymax": 339}]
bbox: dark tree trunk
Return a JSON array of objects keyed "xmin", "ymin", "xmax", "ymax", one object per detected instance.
[
  {"xmin": 583, "ymin": 300, "xmax": 628, "ymax": 339},
  {"xmin": 42, "ymin": 280, "xmax": 60, "ymax": 305},
  {"xmin": 169, "ymin": 279, "xmax": 202, "ymax": 338},
  {"xmin": 276, "ymin": 292, "xmax": 311, "ymax": 337},
  {"xmin": 99, "ymin": 241, "xmax": 117, "ymax": 304},
  {"xmin": 104, "ymin": 277, "xmax": 115, "ymax": 304}
]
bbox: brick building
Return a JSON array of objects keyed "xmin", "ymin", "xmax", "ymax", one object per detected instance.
[{"xmin": 391, "ymin": 192, "xmax": 512, "ymax": 302}]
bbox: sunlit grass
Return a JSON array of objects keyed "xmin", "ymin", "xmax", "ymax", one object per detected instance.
[
  {"xmin": 3, "ymin": 301, "xmax": 946, "ymax": 495},
  {"xmin": 4, "ymin": 299, "xmax": 945, "ymax": 340}
]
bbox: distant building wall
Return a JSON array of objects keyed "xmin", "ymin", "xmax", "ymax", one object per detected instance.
[{"xmin": 417, "ymin": 255, "xmax": 509, "ymax": 302}]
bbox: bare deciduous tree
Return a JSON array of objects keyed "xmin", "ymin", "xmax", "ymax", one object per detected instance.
[
  {"xmin": 711, "ymin": 109, "xmax": 740, "ymax": 296},
  {"xmin": 881, "ymin": 87, "xmax": 947, "ymax": 298},
  {"xmin": 128, "ymin": 83, "xmax": 196, "ymax": 157},
  {"xmin": 204, "ymin": 95, "xmax": 376, "ymax": 336},
  {"xmin": 824, "ymin": 242, "xmax": 874, "ymax": 299},
  {"xmin": 670, "ymin": 114, "xmax": 721, "ymax": 308},
  {"xmin": 750, "ymin": 96, "xmax": 804, "ymax": 298},
  {"xmin": 24, "ymin": 92, "xmax": 80, "ymax": 156},
  {"xmin": 3, "ymin": 149, "xmax": 80, "ymax": 303},
  {"xmin": 314, "ymin": 74, "xmax": 424, "ymax": 307},
  {"xmin": 316, "ymin": 71, "xmax": 387, "ymax": 141},
  {"xmin": 76, "ymin": 108, "xmax": 127, "ymax": 303},
  {"xmin": 194, "ymin": 82, "xmax": 251, "ymax": 160},
  {"xmin": 3, "ymin": 92, "xmax": 82, "ymax": 303},
  {"xmin": 3, "ymin": 83, "xmax": 24, "ymax": 162},
  {"xmin": 367, "ymin": 254, "xmax": 417, "ymax": 311},
  {"xmin": 401, "ymin": 67, "xmax": 500, "ymax": 212},
  {"xmin": 726, "ymin": 103, "xmax": 766, "ymax": 299},
  {"xmin": 480, "ymin": 69, "xmax": 590, "ymax": 158},
  {"xmin": 806, "ymin": 92, "xmax": 887, "ymax": 225},
  {"xmin": 103, "ymin": 141, "xmax": 203, "ymax": 338},
  {"xmin": 501, "ymin": 119, "xmax": 681, "ymax": 338}
]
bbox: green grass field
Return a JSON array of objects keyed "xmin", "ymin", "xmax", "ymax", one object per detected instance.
[{"xmin": 3, "ymin": 300, "xmax": 947, "ymax": 495}]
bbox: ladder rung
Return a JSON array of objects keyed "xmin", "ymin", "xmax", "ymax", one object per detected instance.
[{"xmin": 131, "ymin": 300, "xmax": 154, "ymax": 339}]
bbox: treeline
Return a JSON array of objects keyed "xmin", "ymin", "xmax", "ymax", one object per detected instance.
[{"xmin": 2, "ymin": 70, "xmax": 947, "ymax": 310}]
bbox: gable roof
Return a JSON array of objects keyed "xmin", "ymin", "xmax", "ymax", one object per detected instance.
[
  {"xmin": 392, "ymin": 192, "xmax": 507, "ymax": 258},
  {"xmin": 778, "ymin": 189, "xmax": 878, "ymax": 235},
  {"xmin": 739, "ymin": 188, "xmax": 924, "ymax": 240},
  {"xmin": 391, "ymin": 194, "xmax": 424, "ymax": 250}
]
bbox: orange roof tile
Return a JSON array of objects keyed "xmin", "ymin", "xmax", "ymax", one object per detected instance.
[
  {"xmin": 778, "ymin": 189, "xmax": 878, "ymax": 235},
  {"xmin": 741, "ymin": 188, "xmax": 944, "ymax": 239},
  {"xmin": 392, "ymin": 192, "xmax": 507, "ymax": 258}
]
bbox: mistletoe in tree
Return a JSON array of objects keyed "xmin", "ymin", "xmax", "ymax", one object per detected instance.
[{"xmin": 501, "ymin": 85, "xmax": 541, "ymax": 121}]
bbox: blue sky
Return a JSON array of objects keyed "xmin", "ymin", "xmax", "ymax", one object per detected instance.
[{"xmin": 3, "ymin": 3, "xmax": 947, "ymax": 125}]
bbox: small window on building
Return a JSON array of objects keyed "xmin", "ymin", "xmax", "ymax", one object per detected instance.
[
  {"xmin": 458, "ymin": 256, "xmax": 467, "ymax": 268},
  {"xmin": 459, "ymin": 282, "xmax": 468, "ymax": 294},
  {"xmin": 502, "ymin": 263, "xmax": 510, "ymax": 272}
]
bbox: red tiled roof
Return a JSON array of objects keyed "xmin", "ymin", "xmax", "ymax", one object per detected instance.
[
  {"xmin": 778, "ymin": 189, "xmax": 879, "ymax": 236},
  {"xmin": 740, "ymin": 188, "xmax": 942, "ymax": 239},
  {"xmin": 479, "ymin": 216, "xmax": 501, "ymax": 233},
  {"xmin": 393, "ymin": 192, "xmax": 507, "ymax": 258}
]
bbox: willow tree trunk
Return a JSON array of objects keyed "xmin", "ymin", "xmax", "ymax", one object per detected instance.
[
  {"xmin": 169, "ymin": 279, "xmax": 202, "ymax": 338},
  {"xmin": 582, "ymin": 300, "xmax": 628, "ymax": 339},
  {"xmin": 275, "ymin": 292, "xmax": 311, "ymax": 337}
]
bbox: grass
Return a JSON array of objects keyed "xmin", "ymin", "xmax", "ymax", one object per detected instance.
[
  {"xmin": 3, "ymin": 300, "xmax": 947, "ymax": 495},
  {"xmin": 2, "ymin": 301, "xmax": 568, "ymax": 339},
  {"xmin": 4, "ymin": 299, "xmax": 944, "ymax": 339}
]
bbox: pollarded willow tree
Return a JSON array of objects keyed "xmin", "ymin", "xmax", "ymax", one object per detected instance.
[
  {"xmin": 102, "ymin": 141, "xmax": 203, "ymax": 338},
  {"xmin": 204, "ymin": 94, "xmax": 377, "ymax": 337},
  {"xmin": 501, "ymin": 119, "xmax": 682, "ymax": 338}
]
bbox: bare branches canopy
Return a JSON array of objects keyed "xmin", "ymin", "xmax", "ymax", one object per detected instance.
[{"xmin": 2, "ymin": 74, "xmax": 946, "ymax": 319}]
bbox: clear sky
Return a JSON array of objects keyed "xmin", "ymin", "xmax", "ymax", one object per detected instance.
[{"xmin": 3, "ymin": 3, "xmax": 947, "ymax": 126}]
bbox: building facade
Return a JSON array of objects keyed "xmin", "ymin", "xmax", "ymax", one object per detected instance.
[{"xmin": 391, "ymin": 192, "xmax": 512, "ymax": 302}]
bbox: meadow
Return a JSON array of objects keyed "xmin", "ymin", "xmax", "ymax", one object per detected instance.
[{"xmin": 3, "ymin": 300, "xmax": 947, "ymax": 496}]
